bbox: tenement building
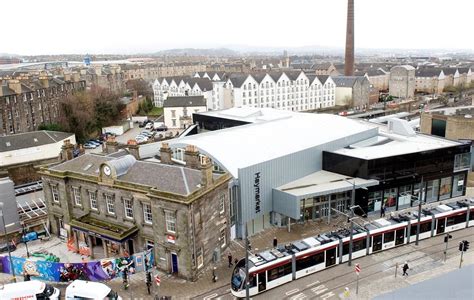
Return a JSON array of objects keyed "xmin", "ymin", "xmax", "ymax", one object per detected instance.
[
  {"xmin": 0, "ymin": 75, "xmax": 86, "ymax": 135},
  {"xmin": 159, "ymin": 108, "xmax": 471, "ymax": 238},
  {"xmin": 40, "ymin": 145, "xmax": 232, "ymax": 280}
]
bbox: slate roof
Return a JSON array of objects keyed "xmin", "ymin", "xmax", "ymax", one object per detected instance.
[
  {"xmin": 442, "ymin": 68, "xmax": 457, "ymax": 75},
  {"xmin": 333, "ymin": 76, "xmax": 359, "ymax": 87},
  {"xmin": 0, "ymin": 131, "xmax": 74, "ymax": 152},
  {"xmin": 49, "ymin": 153, "xmax": 207, "ymax": 196},
  {"xmin": 228, "ymin": 74, "xmax": 248, "ymax": 88},
  {"xmin": 313, "ymin": 62, "xmax": 332, "ymax": 70},
  {"xmin": 163, "ymin": 95, "xmax": 206, "ymax": 108},
  {"xmin": 315, "ymin": 75, "xmax": 330, "ymax": 84},
  {"xmin": 188, "ymin": 78, "xmax": 213, "ymax": 91},
  {"xmin": 415, "ymin": 68, "xmax": 443, "ymax": 77},
  {"xmin": 457, "ymin": 67, "xmax": 470, "ymax": 74}
]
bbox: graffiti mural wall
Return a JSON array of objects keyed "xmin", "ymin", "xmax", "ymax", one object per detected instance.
[{"xmin": 0, "ymin": 249, "xmax": 154, "ymax": 282}]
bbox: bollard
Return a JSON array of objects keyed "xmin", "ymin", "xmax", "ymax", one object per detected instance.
[{"xmin": 395, "ymin": 262, "xmax": 398, "ymax": 278}]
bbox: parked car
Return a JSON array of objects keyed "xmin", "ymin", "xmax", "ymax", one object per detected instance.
[
  {"xmin": 0, "ymin": 242, "xmax": 17, "ymax": 254},
  {"xmin": 83, "ymin": 143, "xmax": 97, "ymax": 149},
  {"xmin": 87, "ymin": 140, "xmax": 101, "ymax": 146},
  {"xmin": 91, "ymin": 139, "xmax": 103, "ymax": 144},
  {"xmin": 145, "ymin": 123, "xmax": 153, "ymax": 130},
  {"xmin": 65, "ymin": 280, "xmax": 121, "ymax": 300},
  {"xmin": 138, "ymin": 122, "xmax": 146, "ymax": 128},
  {"xmin": 140, "ymin": 131, "xmax": 153, "ymax": 137},
  {"xmin": 155, "ymin": 125, "xmax": 168, "ymax": 132},
  {"xmin": 0, "ymin": 280, "xmax": 60, "ymax": 300}
]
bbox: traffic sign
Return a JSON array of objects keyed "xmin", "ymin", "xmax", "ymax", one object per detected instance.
[
  {"xmin": 155, "ymin": 274, "xmax": 161, "ymax": 286},
  {"xmin": 355, "ymin": 263, "xmax": 361, "ymax": 275}
]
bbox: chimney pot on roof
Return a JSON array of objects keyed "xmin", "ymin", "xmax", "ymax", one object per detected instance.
[
  {"xmin": 184, "ymin": 145, "xmax": 200, "ymax": 169},
  {"xmin": 200, "ymin": 156, "xmax": 213, "ymax": 187},
  {"xmin": 159, "ymin": 142, "xmax": 173, "ymax": 164}
]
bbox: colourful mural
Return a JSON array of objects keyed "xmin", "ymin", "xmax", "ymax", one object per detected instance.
[{"xmin": 0, "ymin": 249, "xmax": 154, "ymax": 282}]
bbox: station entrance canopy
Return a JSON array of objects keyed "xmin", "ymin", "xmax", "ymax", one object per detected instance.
[{"xmin": 273, "ymin": 170, "xmax": 379, "ymax": 219}]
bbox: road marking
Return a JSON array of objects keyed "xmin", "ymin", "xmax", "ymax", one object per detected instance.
[
  {"xmin": 306, "ymin": 280, "xmax": 320, "ymax": 287},
  {"xmin": 311, "ymin": 285, "xmax": 326, "ymax": 293},
  {"xmin": 286, "ymin": 288, "xmax": 300, "ymax": 296},
  {"xmin": 320, "ymin": 291, "xmax": 335, "ymax": 299},
  {"xmin": 203, "ymin": 293, "xmax": 218, "ymax": 300},
  {"xmin": 314, "ymin": 288, "xmax": 328, "ymax": 295},
  {"xmin": 290, "ymin": 293, "xmax": 307, "ymax": 300},
  {"xmin": 225, "ymin": 289, "xmax": 231, "ymax": 292}
]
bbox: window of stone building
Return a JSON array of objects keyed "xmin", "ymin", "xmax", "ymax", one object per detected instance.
[
  {"xmin": 51, "ymin": 185, "xmax": 60, "ymax": 203},
  {"xmin": 196, "ymin": 247, "xmax": 204, "ymax": 269},
  {"xmin": 146, "ymin": 240, "xmax": 154, "ymax": 250},
  {"xmin": 89, "ymin": 191, "xmax": 98, "ymax": 210},
  {"xmin": 124, "ymin": 198, "xmax": 133, "ymax": 219},
  {"xmin": 72, "ymin": 187, "xmax": 81, "ymax": 206},
  {"xmin": 143, "ymin": 203, "xmax": 153, "ymax": 224},
  {"xmin": 165, "ymin": 211, "xmax": 176, "ymax": 233},
  {"xmin": 219, "ymin": 194, "xmax": 225, "ymax": 214},
  {"xmin": 220, "ymin": 228, "xmax": 226, "ymax": 248},
  {"xmin": 105, "ymin": 194, "xmax": 115, "ymax": 215}
]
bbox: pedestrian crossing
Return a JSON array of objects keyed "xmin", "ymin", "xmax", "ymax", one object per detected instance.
[{"xmin": 285, "ymin": 283, "xmax": 336, "ymax": 300}]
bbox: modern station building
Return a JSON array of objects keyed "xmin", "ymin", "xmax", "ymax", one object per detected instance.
[{"xmin": 165, "ymin": 108, "xmax": 471, "ymax": 238}]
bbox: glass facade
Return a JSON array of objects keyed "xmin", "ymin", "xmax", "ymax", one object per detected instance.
[
  {"xmin": 298, "ymin": 192, "xmax": 350, "ymax": 222},
  {"xmin": 323, "ymin": 144, "xmax": 470, "ymax": 215}
]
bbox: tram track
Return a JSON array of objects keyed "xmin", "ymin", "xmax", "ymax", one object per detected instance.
[{"xmin": 285, "ymin": 229, "xmax": 474, "ymax": 299}]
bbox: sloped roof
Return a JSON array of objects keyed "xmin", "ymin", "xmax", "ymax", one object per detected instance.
[
  {"xmin": 163, "ymin": 95, "xmax": 206, "ymax": 108},
  {"xmin": 0, "ymin": 131, "xmax": 74, "ymax": 152},
  {"xmin": 332, "ymin": 76, "xmax": 359, "ymax": 87},
  {"xmin": 49, "ymin": 153, "xmax": 207, "ymax": 196},
  {"xmin": 416, "ymin": 68, "xmax": 442, "ymax": 77},
  {"xmin": 315, "ymin": 75, "xmax": 330, "ymax": 84}
]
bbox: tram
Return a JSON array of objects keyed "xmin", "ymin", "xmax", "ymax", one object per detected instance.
[{"xmin": 231, "ymin": 199, "xmax": 474, "ymax": 297}]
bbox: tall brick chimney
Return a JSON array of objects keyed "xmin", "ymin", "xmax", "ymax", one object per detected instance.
[
  {"xmin": 127, "ymin": 140, "xmax": 140, "ymax": 160},
  {"xmin": 184, "ymin": 145, "xmax": 200, "ymax": 169},
  {"xmin": 159, "ymin": 142, "xmax": 173, "ymax": 164},
  {"xmin": 344, "ymin": 0, "xmax": 355, "ymax": 76}
]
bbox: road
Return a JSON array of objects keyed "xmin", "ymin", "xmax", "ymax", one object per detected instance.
[{"xmin": 196, "ymin": 227, "xmax": 473, "ymax": 300}]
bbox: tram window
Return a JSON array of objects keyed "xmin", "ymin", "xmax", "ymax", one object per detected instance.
[
  {"xmin": 447, "ymin": 213, "xmax": 467, "ymax": 226},
  {"xmin": 383, "ymin": 231, "xmax": 395, "ymax": 243},
  {"xmin": 411, "ymin": 222, "xmax": 431, "ymax": 235},
  {"xmin": 342, "ymin": 239, "xmax": 367, "ymax": 255},
  {"xmin": 470, "ymin": 211, "xmax": 474, "ymax": 221},
  {"xmin": 268, "ymin": 262, "xmax": 292, "ymax": 281},
  {"xmin": 249, "ymin": 274, "xmax": 257, "ymax": 287},
  {"xmin": 296, "ymin": 252, "xmax": 323, "ymax": 271}
]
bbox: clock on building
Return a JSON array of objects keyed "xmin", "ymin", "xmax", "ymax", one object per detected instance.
[{"xmin": 103, "ymin": 165, "xmax": 111, "ymax": 176}]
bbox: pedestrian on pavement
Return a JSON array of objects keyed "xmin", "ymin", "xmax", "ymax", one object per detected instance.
[
  {"xmin": 23, "ymin": 272, "xmax": 31, "ymax": 281},
  {"xmin": 228, "ymin": 252, "xmax": 233, "ymax": 268},
  {"xmin": 402, "ymin": 261, "xmax": 409, "ymax": 276},
  {"xmin": 273, "ymin": 237, "xmax": 278, "ymax": 248},
  {"xmin": 381, "ymin": 205, "xmax": 386, "ymax": 217}
]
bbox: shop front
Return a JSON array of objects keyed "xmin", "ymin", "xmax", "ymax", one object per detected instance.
[{"xmin": 69, "ymin": 214, "xmax": 139, "ymax": 259}]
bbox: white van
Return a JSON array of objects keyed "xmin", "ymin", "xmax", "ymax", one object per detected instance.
[
  {"xmin": 0, "ymin": 280, "xmax": 60, "ymax": 299},
  {"xmin": 65, "ymin": 280, "xmax": 122, "ymax": 300}
]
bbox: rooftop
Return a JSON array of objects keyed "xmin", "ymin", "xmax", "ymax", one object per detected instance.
[
  {"xmin": 163, "ymin": 95, "xmax": 206, "ymax": 108},
  {"xmin": 49, "ymin": 153, "xmax": 208, "ymax": 196},
  {"xmin": 332, "ymin": 120, "xmax": 462, "ymax": 160},
  {"xmin": 170, "ymin": 110, "xmax": 377, "ymax": 177},
  {"xmin": 0, "ymin": 131, "xmax": 74, "ymax": 152}
]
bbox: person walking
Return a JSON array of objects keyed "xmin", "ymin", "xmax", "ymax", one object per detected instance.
[
  {"xmin": 273, "ymin": 237, "xmax": 278, "ymax": 248},
  {"xmin": 381, "ymin": 205, "xmax": 386, "ymax": 217},
  {"xmin": 402, "ymin": 261, "xmax": 409, "ymax": 276},
  {"xmin": 228, "ymin": 252, "xmax": 233, "ymax": 268}
]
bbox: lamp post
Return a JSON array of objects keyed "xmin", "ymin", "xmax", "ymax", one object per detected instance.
[
  {"xmin": 244, "ymin": 225, "xmax": 250, "ymax": 300},
  {"xmin": 0, "ymin": 202, "xmax": 17, "ymax": 283}
]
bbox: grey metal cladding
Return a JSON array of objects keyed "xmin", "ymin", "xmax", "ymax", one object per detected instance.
[{"xmin": 237, "ymin": 127, "xmax": 377, "ymax": 224}]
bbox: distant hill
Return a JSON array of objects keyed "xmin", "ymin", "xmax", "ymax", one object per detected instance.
[{"xmin": 152, "ymin": 48, "xmax": 238, "ymax": 57}]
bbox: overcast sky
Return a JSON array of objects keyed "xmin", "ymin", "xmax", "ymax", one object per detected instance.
[{"xmin": 2, "ymin": 0, "xmax": 473, "ymax": 55}]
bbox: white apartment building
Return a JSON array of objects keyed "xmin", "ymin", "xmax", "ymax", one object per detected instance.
[
  {"xmin": 154, "ymin": 71, "xmax": 337, "ymax": 112},
  {"xmin": 226, "ymin": 71, "xmax": 336, "ymax": 111},
  {"xmin": 152, "ymin": 77, "xmax": 214, "ymax": 108}
]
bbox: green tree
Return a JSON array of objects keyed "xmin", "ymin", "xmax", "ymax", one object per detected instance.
[{"xmin": 38, "ymin": 123, "xmax": 63, "ymax": 131}]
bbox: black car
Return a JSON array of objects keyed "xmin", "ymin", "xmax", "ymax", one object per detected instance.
[
  {"xmin": 0, "ymin": 242, "xmax": 16, "ymax": 253},
  {"xmin": 155, "ymin": 125, "xmax": 168, "ymax": 132},
  {"xmin": 138, "ymin": 122, "xmax": 146, "ymax": 128}
]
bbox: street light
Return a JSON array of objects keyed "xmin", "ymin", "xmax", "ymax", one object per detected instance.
[
  {"xmin": 415, "ymin": 176, "xmax": 424, "ymax": 246},
  {"xmin": 21, "ymin": 223, "xmax": 30, "ymax": 258},
  {"xmin": 0, "ymin": 202, "xmax": 17, "ymax": 283}
]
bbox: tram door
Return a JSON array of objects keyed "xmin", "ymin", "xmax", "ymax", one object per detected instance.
[
  {"xmin": 258, "ymin": 272, "xmax": 266, "ymax": 292},
  {"xmin": 373, "ymin": 234, "xmax": 383, "ymax": 252},
  {"xmin": 395, "ymin": 229, "xmax": 405, "ymax": 246},
  {"xmin": 325, "ymin": 248, "xmax": 337, "ymax": 267},
  {"xmin": 436, "ymin": 218, "xmax": 446, "ymax": 234}
]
